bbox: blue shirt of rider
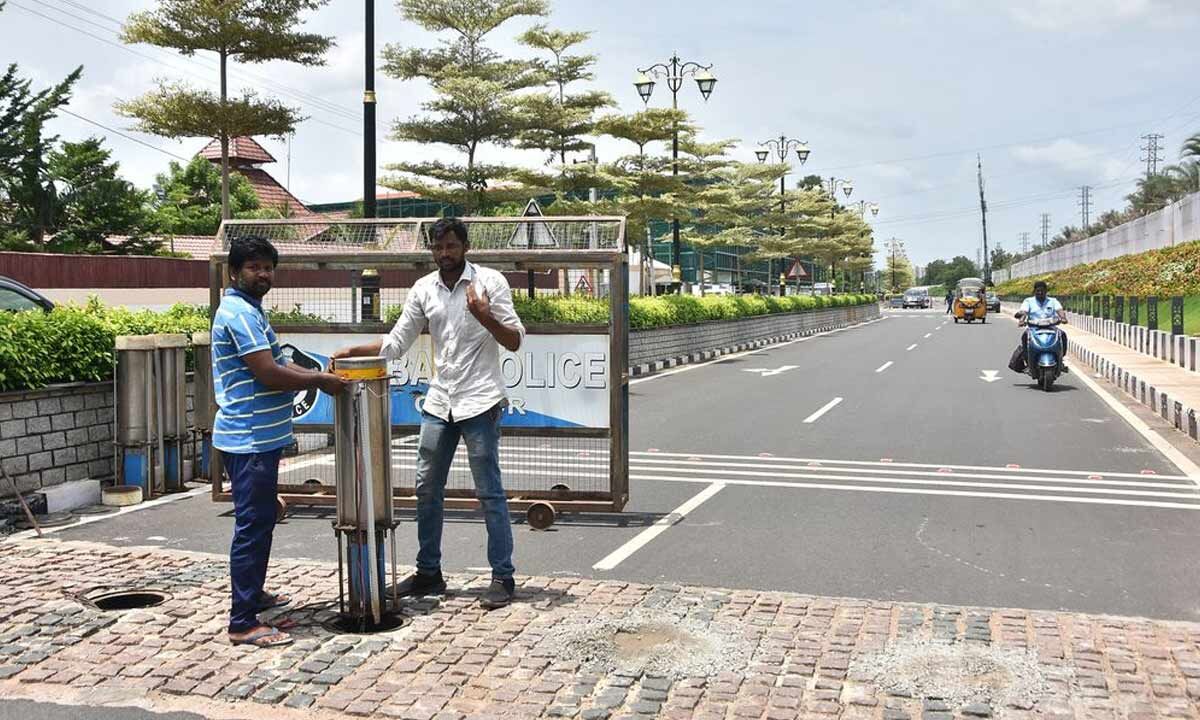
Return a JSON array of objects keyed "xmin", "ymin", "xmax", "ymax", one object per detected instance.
[{"xmin": 1020, "ymin": 296, "xmax": 1063, "ymax": 321}]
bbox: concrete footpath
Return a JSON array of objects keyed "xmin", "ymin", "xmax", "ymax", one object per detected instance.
[{"xmin": 2, "ymin": 539, "xmax": 1200, "ymax": 719}]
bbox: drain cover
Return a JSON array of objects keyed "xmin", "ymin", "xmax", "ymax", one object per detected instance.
[
  {"xmin": 16, "ymin": 511, "xmax": 76, "ymax": 529},
  {"xmin": 323, "ymin": 612, "xmax": 408, "ymax": 635},
  {"xmin": 88, "ymin": 589, "xmax": 171, "ymax": 611}
]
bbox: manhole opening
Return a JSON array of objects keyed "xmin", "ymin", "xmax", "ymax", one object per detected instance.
[
  {"xmin": 91, "ymin": 590, "xmax": 170, "ymax": 611},
  {"xmin": 324, "ymin": 612, "xmax": 408, "ymax": 635}
]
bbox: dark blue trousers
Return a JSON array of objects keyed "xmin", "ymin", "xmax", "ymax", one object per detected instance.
[{"xmin": 226, "ymin": 449, "xmax": 282, "ymax": 633}]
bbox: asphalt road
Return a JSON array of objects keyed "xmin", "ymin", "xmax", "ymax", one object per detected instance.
[{"xmin": 49, "ymin": 308, "xmax": 1200, "ymax": 621}]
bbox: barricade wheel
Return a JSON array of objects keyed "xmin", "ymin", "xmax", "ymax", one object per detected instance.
[
  {"xmin": 550, "ymin": 483, "xmax": 570, "ymax": 497},
  {"xmin": 276, "ymin": 496, "xmax": 288, "ymax": 522},
  {"xmin": 527, "ymin": 502, "xmax": 556, "ymax": 530}
]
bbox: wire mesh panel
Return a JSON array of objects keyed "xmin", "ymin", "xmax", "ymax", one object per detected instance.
[{"xmin": 210, "ymin": 216, "xmax": 629, "ymax": 516}]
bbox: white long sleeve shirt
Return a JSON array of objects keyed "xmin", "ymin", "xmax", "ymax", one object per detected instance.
[{"xmin": 380, "ymin": 261, "xmax": 525, "ymax": 423}]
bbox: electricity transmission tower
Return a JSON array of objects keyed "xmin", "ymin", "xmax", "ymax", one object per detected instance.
[
  {"xmin": 1019, "ymin": 232, "xmax": 1030, "ymax": 254},
  {"xmin": 1141, "ymin": 133, "xmax": 1164, "ymax": 177},
  {"xmin": 1079, "ymin": 186, "xmax": 1093, "ymax": 229},
  {"xmin": 1040, "ymin": 213, "xmax": 1051, "ymax": 248}
]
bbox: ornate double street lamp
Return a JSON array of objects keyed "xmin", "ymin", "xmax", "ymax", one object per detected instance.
[
  {"xmin": 757, "ymin": 136, "xmax": 810, "ymax": 295},
  {"xmin": 635, "ymin": 54, "xmax": 717, "ymax": 290}
]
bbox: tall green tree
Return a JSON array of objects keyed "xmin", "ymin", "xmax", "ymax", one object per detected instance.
[
  {"xmin": 884, "ymin": 251, "xmax": 914, "ymax": 291},
  {"xmin": 149, "ymin": 156, "xmax": 267, "ymax": 235},
  {"xmin": 515, "ymin": 24, "xmax": 611, "ymax": 178},
  {"xmin": 382, "ymin": 0, "xmax": 549, "ymax": 213},
  {"xmin": 117, "ymin": 0, "xmax": 332, "ymax": 222},
  {"xmin": 990, "ymin": 245, "xmax": 1013, "ymax": 271},
  {"xmin": 47, "ymin": 138, "xmax": 156, "ymax": 253}
]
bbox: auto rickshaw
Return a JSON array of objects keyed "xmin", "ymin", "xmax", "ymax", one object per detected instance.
[{"xmin": 953, "ymin": 277, "xmax": 988, "ymax": 323}]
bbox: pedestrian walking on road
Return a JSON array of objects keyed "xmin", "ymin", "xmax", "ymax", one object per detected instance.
[
  {"xmin": 945, "ymin": 289, "xmax": 954, "ymax": 314},
  {"xmin": 332, "ymin": 217, "xmax": 526, "ymax": 610},
  {"xmin": 212, "ymin": 236, "xmax": 349, "ymax": 648}
]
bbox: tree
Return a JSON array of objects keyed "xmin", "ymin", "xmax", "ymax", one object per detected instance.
[
  {"xmin": 925, "ymin": 255, "xmax": 979, "ymax": 287},
  {"xmin": 117, "ymin": 0, "xmax": 332, "ymax": 221},
  {"xmin": 884, "ymin": 251, "xmax": 914, "ymax": 291},
  {"xmin": 149, "ymin": 156, "xmax": 266, "ymax": 235},
  {"xmin": 516, "ymin": 24, "xmax": 611, "ymax": 174},
  {"xmin": 1182, "ymin": 132, "xmax": 1200, "ymax": 161},
  {"xmin": 990, "ymin": 245, "xmax": 1013, "ymax": 271},
  {"xmin": 382, "ymin": 0, "xmax": 549, "ymax": 213},
  {"xmin": 1165, "ymin": 161, "xmax": 1200, "ymax": 196},
  {"xmin": 47, "ymin": 138, "xmax": 156, "ymax": 253}
]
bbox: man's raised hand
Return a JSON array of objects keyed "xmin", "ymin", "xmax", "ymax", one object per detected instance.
[{"xmin": 466, "ymin": 281, "xmax": 492, "ymax": 323}]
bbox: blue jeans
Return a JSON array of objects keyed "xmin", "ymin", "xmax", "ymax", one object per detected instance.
[
  {"xmin": 414, "ymin": 404, "xmax": 514, "ymax": 579},
  {"xmin": 226, "ymin": 448, "xmax": 282, "ymax": 633}
]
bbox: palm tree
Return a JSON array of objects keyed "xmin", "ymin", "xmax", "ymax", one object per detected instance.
[
  {"xmin": 1165, "ymin": 161, "xmax": 1200, "ymax": 195},
  {"xmin": 1182, "ymin": 132, "xmax": 1200, "ymax": 161}
]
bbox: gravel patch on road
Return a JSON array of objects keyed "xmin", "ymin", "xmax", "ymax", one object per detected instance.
[
  {"xmin": 850, "ymin": 637, "xmax": 1057, "ymax": 708},
  {"xmin": 541, "ymin": 608, "xmax": 754, "ymax": 679}
]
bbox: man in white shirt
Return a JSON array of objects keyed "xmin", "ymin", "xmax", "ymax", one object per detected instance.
[
  {"xmin": 332, "ymin": 217, "xmax": 525, "ymax": 609},
  {"xmin": 1009, "ymin": 280, "xmax": 1068, "ymax": 373}
]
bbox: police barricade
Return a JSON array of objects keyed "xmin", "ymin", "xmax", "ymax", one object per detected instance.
[{"xmin": 206, "ymin": 216, "xmax": 629, "ymax": 528}]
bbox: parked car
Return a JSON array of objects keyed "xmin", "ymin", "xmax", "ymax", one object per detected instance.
[
  {"xmin": 902, "ymin": 289, "xmax": 931, "ymax": 309},
  {"xmin": 889, "ymin": 295, "xmax": 905, "ymax": 308},
  {"xmin": 0, "ymin": 276, "xmax": 53, "ymax": 312},
  {"xmin": 986, "ymin": 291, "xmax": 1001, "ymax": 312}
]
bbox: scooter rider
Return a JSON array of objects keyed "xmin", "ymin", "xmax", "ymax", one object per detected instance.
[{"xmin": 1008, "ymin": 280, "xmax": 1068, "ymax": 373}]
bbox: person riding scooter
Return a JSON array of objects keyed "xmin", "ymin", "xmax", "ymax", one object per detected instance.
[{"xmin": 1008, "ymin": 280, "xmax": 1068, "ymax": 373}]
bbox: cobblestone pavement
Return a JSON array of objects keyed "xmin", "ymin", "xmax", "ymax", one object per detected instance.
[{"xmin": 2, "ymin": 539, "xmax": 1200, "ymax": 719}]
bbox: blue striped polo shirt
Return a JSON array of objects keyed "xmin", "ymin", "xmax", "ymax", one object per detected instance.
[{"xmin": 211, "ymin": 288, "xmax": 294, "ymax": 454}]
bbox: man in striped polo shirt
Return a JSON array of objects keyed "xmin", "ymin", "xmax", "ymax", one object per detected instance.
[{"xmin": 213, "ymin": 235, "xmax": 347, "ymax": 648}]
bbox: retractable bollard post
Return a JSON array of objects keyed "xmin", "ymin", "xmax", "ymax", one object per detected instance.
[
  {"xmin": 114, "ymin": 336, "xmax": 158, "ymax": 500},
  {"xmin": 331, "ymin": 357, "xmax": 399, "ymax": 630},
  {"xmin": 191, "ymin": 332, "xmax": 216, "ymax": 482},
  {"xmin": 154, "ymin": 334, "xmax": 189, "ymax": 491}
]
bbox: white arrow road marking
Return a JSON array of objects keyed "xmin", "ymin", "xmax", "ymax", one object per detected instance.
[
  {"xmin": 804, "ymin": 397, "xmax": 843, "ymax": 423},
  {"xmin": 593, "ymin": 482, "xmax": 725, "ymax": 570},
  {"xmin": 980, "ymin": 370, "xmax": 1001, "ymax": 383},
  {"xmin": 741, "ymin": 365, "xmax": 799, "ymax": 377}
]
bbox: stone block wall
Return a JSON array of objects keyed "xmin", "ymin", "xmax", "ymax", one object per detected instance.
[{"xmin": 0, "ymin": 382, "xmax": 114, "ymax": 495}]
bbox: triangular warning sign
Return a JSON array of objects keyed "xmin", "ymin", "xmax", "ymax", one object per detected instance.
[
  {"xmin": 574, "ymin": 274, "xmax": 593, "ymax": 295},
  {"xmin": 507, "ymin": 198, "xmax": 559, "ymax": 249},
  {"xmin": 786, "ymin": 260, "xmax": 808, "ymax": 279}
]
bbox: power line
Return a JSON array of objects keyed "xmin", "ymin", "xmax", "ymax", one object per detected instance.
[
  {"xmin": 58, "ymin": 108, "xmax": 190, "ymax": 161},
  {"xmin": 9, "ymin": 0, "xmax": 361, "ymax": 136}
]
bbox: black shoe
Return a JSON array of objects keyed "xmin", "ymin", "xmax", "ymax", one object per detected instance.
[
  {"xmin": 394, "ymin": 571, "xmax": 446, "ymax": 597},
  {"xmin": 480, "ymin": 577, "xmax": 515, "ymax": 610}
]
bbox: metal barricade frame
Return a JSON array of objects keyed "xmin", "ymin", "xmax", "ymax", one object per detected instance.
[{"xmin": 205, "ymin": 216, "xmax": 630, "ymax": 525}]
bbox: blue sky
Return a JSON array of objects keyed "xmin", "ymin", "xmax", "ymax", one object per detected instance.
[{"xmin": 4, "ymin": 0, "xmax": 1200, "ymax": 268}]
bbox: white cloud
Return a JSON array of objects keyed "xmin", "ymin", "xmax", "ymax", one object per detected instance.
[
  {"xmin": 997, "ymin": 0, "xmax": 1198, "ymax": 31},
  {"xmin": 1011, "ymin": 139, "xmax": 1128, "ymax": 182}
]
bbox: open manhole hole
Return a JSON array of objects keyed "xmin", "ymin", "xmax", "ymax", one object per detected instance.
[
  {"xmin": 323, "ymin": 612, "xmax": 408, "ymax": 635},
  {"xmin": 88, "ymin": 589, "xmax": 171, "ymax": 611}
]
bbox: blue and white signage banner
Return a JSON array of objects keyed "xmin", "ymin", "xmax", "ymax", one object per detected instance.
[{"xmin": 278, "ymin": 333, "xmax": 610, "ymax": 430}]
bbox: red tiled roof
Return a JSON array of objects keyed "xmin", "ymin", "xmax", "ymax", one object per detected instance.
[
  {"xmin": 197, "ymin": 137, "xmax": 276, "ymax": 165},
  {"xmin": 105, "ymin": 235, "xmax": 215, "ymax": 260},
  {"xmin": 237, "ymin": 167, "xmax": 317, "ymax": 217}
]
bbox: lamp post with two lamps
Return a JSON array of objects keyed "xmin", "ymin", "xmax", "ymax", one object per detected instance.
[
  {"xmin": 634, "ymin": 54, "xmax": 717, "ymax": 291},
  {"xmin": 756, "ymin": 136, "xmax": 811, "ymax": 296}
]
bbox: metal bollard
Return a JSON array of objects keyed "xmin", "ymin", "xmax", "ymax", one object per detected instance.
[
  {"xmin": 332, "ymin": 357, "xmax": 399, "ymax": 630},
  {"xmin": 154, "ymin": 334, "xmax": 189, "ymax": 492},
  {"xmin": 191, "ymin": 332, "xmax": 216, "ymax": 482},
  {"xmin": 114, "ymin": 336, "xmax": 158, "ymax": 499}
]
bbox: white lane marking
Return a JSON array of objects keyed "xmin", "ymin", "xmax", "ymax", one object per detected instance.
[
  {"xmin": 875, "ymin": 361, "xmax": 894, "ymax": 373},
  {"xmin": 630, "ymin": 318, "xmax": 885, "ymax": 386},
  {"xmin": 630, "ymin": 475, "xmax": 1200, "ymax": 511},
  {"xmin": 1000, "ymin": 313, "xmax": 1200, "ymax": 486},
  {"xmin": 803, "ymin": 397, "xmax": 843, "ymax": 424},
  {"xmin": 627, "ymin": 457, "xmax": 1196, "ymax": 489},
  {"xmin": 907, "ymin": 344, "xmax": 918, "ymax": 351},
  {"xmin": 629, "ymin": 466, "xmax": 1198, "ymax": 500},
  {"xmin": 592, "ymin": 482, "xmax": 725, "ymax": 570},
  {"xmin": 6, "ymin": 485, "xmax": 211, "ymax": 541},
  {"xmin": 1071, "ymin": 355, "xmax": 1200, "ymax": 486},
  {"xmin": 626, "ymin": 450, "xmax": 1193, "ymax": 481},
  {"xmin": 924, "ymin": 333, "xmax": 932, "ymax": 338},
  {"xmin": 741, "ymin": 365, "xmax": 798, "ymax": 377},
  {"xmin": 980, "ymin": 370, "xmax": 1001, "ymax": 383}
]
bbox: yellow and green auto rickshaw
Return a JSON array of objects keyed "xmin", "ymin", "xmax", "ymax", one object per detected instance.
[{"xmin": 953, "ymin": 277, "xmax": 988, "ymax": 323}]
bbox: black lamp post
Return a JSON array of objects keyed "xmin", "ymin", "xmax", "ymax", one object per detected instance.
[
  {"xmin": 635, "ymin": 54, "xmax": 717, "ymax": 291},
  {"xmin": 756, "ymin": 136, "xmax": 810, "ymax": 296}
]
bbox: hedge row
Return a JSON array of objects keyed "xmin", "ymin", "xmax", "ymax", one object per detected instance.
[
  {"xmin": 994, "ymin": 238, "xmax": 1200, "ymax": 297},
  {"xmin": 2, "ymin": 293, "xmax": 876, "ymax": 392}
]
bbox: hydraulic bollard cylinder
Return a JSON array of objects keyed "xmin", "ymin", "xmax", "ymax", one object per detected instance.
[
  {"xmin": 115, "ymin": 336, "xmax": 158, "ymax": 499},
  {"xmin": 332, "ymin": 357, "xmax": 395, "ymax": 628},
  {"xmin": 154, "ymin": 334, "xmax": 188, "ymax": 491},
  {"xmin": 191, "ymin": 332, "xmax": 216, "ymax": 481}
]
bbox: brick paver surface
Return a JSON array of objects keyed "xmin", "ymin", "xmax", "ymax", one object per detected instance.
[{"xmin": 2, "ymin": 539, "xmax": 1199, "ymax": 719}]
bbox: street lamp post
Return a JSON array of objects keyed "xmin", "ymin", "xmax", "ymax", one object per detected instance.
[
  {"xmin": 885, "ymin": 237, "xmax": 905, "ymax": 293},
  {"xmin": 820, "ymin": 178, "xmax": 853, "ymax": 293},
  {"xmin": 635, "ymin": 53, "xmax": 716, "ymax": 293},
  {"xmin": 757, "ymin": 136, "xmax": 810, "ymax": 296}
]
